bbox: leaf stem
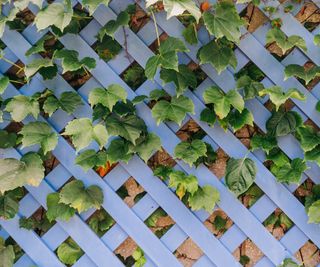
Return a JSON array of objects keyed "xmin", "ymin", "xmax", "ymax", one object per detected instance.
[
  {"xmin": 0, "ymin": 57, "xmax": 24, "ymax": 72},
  {"xmin": 9, "ymin": 79, "xmax": 25, "ymax": 85},
  {"xmin": 72, "ymin": 15, "xmax": 92, "ymax": 20},
  {"xmin": 150, "ymin": 10, "xmax": 160, "ymax": 47}
]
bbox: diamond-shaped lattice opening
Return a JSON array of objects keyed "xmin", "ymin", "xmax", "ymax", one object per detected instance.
[
  {"xmin": 235, "ymin": 61, "xmax": 266, "ymax": 82},
  {"xmin": 4, "ymin": 60, "xmax": 26, "ymax": 89},
  {"xmin": 120, "ymin": 61, "xmax": 147, "ymax": 91},
  {"xmin": 233, "ymin": 239, "xmax": 264, "ymax": 266},
  {"xmin": 5, "ymin": 236, "xmax": 25, "ymax": 263},
  {"xmin": 295, "ymin": 3, "xmax": 320, "ymax": 32},
  {"xmin": 55, "ymin": 237, "xmax": 84, "ymax": 266},
  {"xmin": 174, "ymin": 238, "xmax": 204, "ymax": 266},
  {"xmin": 7, "ymin": 8, "xmax": 35, "ymax": 33},
  {"xmin": 187, "ymin": 61, "xmax": 208, "ymax": 89},
  {"xmin": 115, "ymin": 237, "xmax": 145, "ymax": 266},
  {"xmin": 116, "ymin": 177, "xmax": 146, "ymax": 208},
  {"xmin": 5, "ymin": 121, "xmax": 23, "ymax": 135},
  {"xmin": 128, "ymin": 3, "xmax": 150, "ymax": 33},
  {"xmin": 92, "ymin": 35, "xmax": 122, "ymax": 63},
  {"xmin": 208, "ymin": 148, "xmax": 229, "ymax": 179},
  {"xmin": 148, "ymin": 148, "xmax": 177, "ymax": 171},
  {"xmin": 235, "ymin": 124, "xmax": 257, "ymax": 149},
  {"xmin": 240, "ymin": 4, "xmax": 268, "ymax": 33},
  {"xmin": 263, "ymin": 208, "xmax": 293, "ymax": 240},
  {"xmin": 294, "ymin": 178, "xmax": 316, "ymax": 205},
  {"xmin": 204, "ymin": 208, "xmax": 233, "ymax": 238},
  {"xmin": 148, "ymin": 32, "xmax": 168, "ymax": 53},
  {"xmin": 95, "ymin": 158, "xmax": 118, "ymax": 178},
  {"xmin": 62, "ymin": 67, "xmax": 92, "ymax": 90},
  {"xmin": 294, "ymin": 240, "xmax": 320, "ymax": 266},
  {"xmin": 71, "ymin": 3, "xmax": 93, "ymax": 33},
  {"xmin": 176, "ymin": 119, "xmax": 206, "ymax": 142},
  {"xmin": 37, "ymin": 33, "xmax": 64, "ymax": 59},
  {"xmin": 86, "ymin": 208, "xmax": 115, "ymax": 237},
  {"xmin": 44, "ymin": 153, "xmax": 60, "ymax": 175},
  {"xmin": 144, "ymin": 207, "xmax": 175, "ymax": 238},
  {"xmin": 264, "ymin": 97, "xmax": 295, "ymax": 113},
  {"xmin": 19, "ymin": 207, "xmax": 55, "ymax": 237},
  {"xmin": 239, "ymin": 183, "xmax": 264, "ymax": 209}
]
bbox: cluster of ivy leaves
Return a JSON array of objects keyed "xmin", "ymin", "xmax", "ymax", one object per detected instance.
[{"xmin": 0, "ymin": 0, "xmax": 319, "ymax": 266}]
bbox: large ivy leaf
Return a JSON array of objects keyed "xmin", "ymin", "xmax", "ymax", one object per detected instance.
[
  {"xmin": 271, "ymin": 158, "xmax": 307, "ymax": 184},
  {"xmin": 250, "ymin": 134, "xmax": 277, "ymax": 153},
  {"xmin": 75, "ymin": 150, "xmax": 108, "ymax": 172},
  {"xmin": 0, "ymin": 238, "xmax": 15, "ymax": 267},
  {"xmin": 296, "ymin": 126, "xmax": 320, "ymax": 152},
  {"xmin": 0, "ymin": 152, "xmax": 44, "ymax": 193},
  {"xmin": 203, "ymin": 1, "xmax": 245, "ymax": 43},
  {"xmin": 146, "ymin": 0, "xmax": 201, "ymax": 22},
  {"xmin": 203, "ymin": 86, "xmax": 244, "ymax": 119},
  {"xmin": 105, "ymin": 114, "xmax": 146, "ymax": 144},
  {"xmin": 24, "ymin": 58, "xmax": 54, "ymax": 79},
  {"xmin": 160, "ymin": 64, "xmax": 197, "ymax": 96},
  {"xmin": 20, "ymin": 122, "xmax": 58, "ymax": 154},
  {"xmin": 0, "ymin": 130, "xmax": 17, "ymax": 149},
  {"xmin": 82, "ymin": 0, "xmax": 110, "ymax": 15},
  {"xmin": 236, "ymin": 75, "xmax": 264, "ymax": 100},
  {"xmin": 259, "ymin": 86, "xmax": 305, "ymax": 111},
  {"xmin": 197, "ymin": 40, "xmax": 237, "ymax": 74},
  {"xmin": 284, "ymin": 64, "xmax": 320, "ymax": 85},
  {"xmin": 43, "ymin": 91, "xmax": 83, "ymax": 116},
  {"xmin": 59, "ymin": 180, "xmax": 103, "ymax": 213},
  {"xmin": 106, "ymin": 138, "xmax": 133, "ymax": 164},
  {"xmin": 168, "ymin": 171, "xmax": 198, "ymax": 199},
  {"xmin": 145, "ymin": 37, "xmax": 188, "ymax": 80},
  {"xmin": 34, "ymin": 1, "xmax": 73, "ymax": 32},
  {"xmin": 307, "ymin": 200, "xmax": 320, "ymax": 224},
  {"xmin": 57, "ymin": 238, "xmax": 83, "ymax": 265},
  {"xmin": 46, "ymin": 193, "xmax": 75, "ymax": 222},
  {"xmin": 88, "ymin": 84, "xmax": 127, "ymax": 111},
  {"xmin": 63, "ymin": 118, "xmax": 109, "ymax": 151},
  {"xmin": 266, "ymin": 28, "xmax": 307, "ymax": 54},
  {"xmin": 266, "ymin": 110, "xmax": 302, "ymax": 137},
  {"xmin": 151, "ymin": 95, "xmax": 194, "ymax": 125},
  {"xmin": 0, "ymin": 76, "xmax": 9, "ymax": 95},
  {"xmin": 188, "ymin": 185, "xmax": 220, "ymax": 213},
  {"xmin": 225, "ymin": 157, "xmax": 257, "ymax": 196},
  {"xmin": 54, "ymin": 49, "xmax": 96, "ymax": 73},
  {"xmin": 174, "ymin": 139, "xmax": 207, "ymax": 167},
  {"xmin": 129, "ymin": 133, "xmax": 161, "ymax": 162}
]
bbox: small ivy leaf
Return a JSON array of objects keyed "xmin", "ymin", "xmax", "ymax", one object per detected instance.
[
  {"xmin": 88, "ymin": 209, "xmax": 114, "ymax": 236},
  {"xmin": 82, "ymin": 0, "xmax": 110, "ymax": 15},
  {"xmin": 57, "ymin": 238, "xmax": 83, "ymax": 265},
  {"xmin": 0, "ymin": 152, "xmax": 45, "ymax": 194},
  {"xmin": 200, "ymin": 107, "xmax": 216, "ymax": 126},
  {"xmin": 146, "ymin": 0, "xmax": 201, "ymax": 22},
  {"xmin": 25, "ymin": 35, "xmax": 51, "ymax": 56},
  {"xmin": 305, "ymin": 145, "xmax": 320, "ymax": 166},
  {"xmin": 182, "ymin": 23, "xmax": 198, "ymax": 45},
  {"xmin": 151, "ymin": 95, "xmax": 195, "ymax": 126},
  {"xmin": 5, "ymin": 95, "xmax": 40, "ymax": 122},
  {"xmin": 98, "ymin": 10, "xmax": 130, "ymax": 40},
  {"xmin": 34, "ymin": 1, "xmax": 73, "ymax": 32},
  {"xmin": 0, "ymin": 191, "xmax": 20, "ymax": 220},
  {"xmin": 105, "ymin": 114, "xmax": 146, "ymax": 144},
  {"xmin": 316, "ymin": 101, "xmax": 320, "ymax": 112},
  {"xmin": 0, "ymin": 130, "xmax": 17, "ymax": 149},
  {"xmin": 88, "ymin": 84, "xmax": 127, "ymax": 111},
  {"xmin": 314, "ymin": 34, "xmax": 320, "ymax": 47},
  {"xmin": 132, "ymin": 247, "xmax": 147, "ymax": 267},
  {"xmin": 203, "ymin": 86, "xmax": 244, "ymax": 119},
  {"xmin": 266, "ymin": 28, "xmax": 307, "ymax": 54},
  {"xmin": 0, "ymin": 8, "xmax": 19, "ymax": 38},
  {"xmin": 188, "ymin": 185, "xmax": 220, "ymax": 213},
  {"xmin": 271, "ymin": 158, "xmax": 307, "ymax": 184},
  {"xmin": 132, "ymin": 95, "xmax": 148, "ymax": 105},
  {"xmin": 149, "ymin": 89, "xmax": 168, "ymax": 101},
  {"xmin": 46, "ymin": 193, "xmax": 76, "ymax": 222},
  {"xmin": 113, "ymin": 101, "xmax": 135, "ymax": 117},
  {"xmin": 129, "ymin": 133, "xmax": 161, "ymax": 162},
  {"xmin": 20, "ymin": 122, "xmax": 58, "ymax": 154},
  {"xmin": 225, "ymin": 157, "xmax": 257, "ymax": 196},
  {"xmin": 195, "ymin": 143, "xmax": 217, "ymax": 167},
  {"xmin": 0, "ymin": 238, "xmax": 15, "ymax": 267},
  {"xmin": 266, "ymin": 110, "xmax": 302, "ymax": 137},
  {"xmin": 259, "ymin": 86, "xmax": 305, "ymax": 111},
  {"xmin": 296, "ymin": 126, "xmax": 320, "ymax": 152},
  {"xmin": 24, "ymin": 58, "xmax": 54, "ymax": 79},
  {"xmin": 160, "ymin": 64, "xmax": 197, "ymax": 96},
  {"xmin": 197, "ymin": 40, "xmax": 237, "ymax": 74},
  {"xmin": 59, "ymin": 180, "xmax": 103, "ymax": 213},
  {"xmin": 250, "ymin": 134, "xmax": 277, "ymax": 154},
  {"xmin": 236, "ymin": 75, "xmax": 264, "ymax": 100},
  {"xmin": 203, "ymin": 1, "xmax": 245, "ymax": 44},
  {"xmin": 278, "ymin": 259, "xmax": 300, "ymax": 267},
  {"xmin": 106, "ymin": 138, "xmax": 133, "ymax": 164},
  {"xmin": 38, "ymin": 65, "xmax": 58, "ymax": 80},
  {"xmin": 284, "ymin": 64, "xmax": 320, "ymax": 85},
  {"xmin": 0, "ymin": 76, "xmax": 9, "ymax": 94},
  {"xmin": 307, "ymin": 200, "xmax": 320, "ymax": 224},
  {"xmin": 63, "ymin": 118, "xmax": 109, "ymax": 151},
  {"xmin": 267, "ymin": 148, "xmax": 290, "ymax": 167},
  {"xmin": 53, "ymin": 49, "xmax": 96, "ymax": 73},
  {"xmin": 227, "ymin": 108, "xmax": 254, "ymax": 132},
  {"xmin": 168, "ymin": 171, "xmax": 198, "ymax": 199},
  {"xmin": 153, "ymin": 165, "xmax": 173, "ymax": 180},
  {"xmin": 145, "ymin": 37, "xmax": 188, "ymax": 80},
  {"xmin": 174, "ymin": 139, "xmax": 207, "ymax": 167},
  {"xmin": 75, "ymin": 150, "xmax": 108, "ymax": 172}
]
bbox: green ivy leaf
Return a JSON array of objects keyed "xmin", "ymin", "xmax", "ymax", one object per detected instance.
[
  {"xmin": 225, "ymin": 157, "xmax": 257, "ymax": 196},
  {"xmin": 250, "ymin": 134, "xmax": 277, "ymax": 153},
  {"xmin": 182, "ymin": 23, "xmax": 198, "ymax": 45},
  {"xmin": 0, "ymin": 190, "xmax": 20, "ymax": 220},
  {"xmin": 0, "ymin": 8, "xmax": 19, "ymax": 38},
  {"xmin": 88, "ymin": 209, "xmax": 114, "ymax": 236},
  {"xmin": 46, "ymin": 192, "xmax": 75, "ymax": 222},
  {"xmin": 236, "ymin": 75, "xmax": 264, "ymax": 100},
  {"xmin": 197, "ymin": 40, "xmax": 237, "ymax": 74},
  {"xmin": 0, "ymin": 238, "xmax": 15, "ymax": 267},
  {"xmin": 0, "ymin": 152, "xmax": 44, "ymax": 193},
  {"xmin": 151, "ymin": 95, "xmax": 194, "ymax": 125},
  {"xmin": 0, "ymin": 76, "xmax": 9, "ymax": 95},
  {"xmin": 307, "ymin": 200, "xmax": 320, "ymax": 224},
  {"xmin": 203, "ymin": 1, "xmax": 245, "ymax": 43},
  {"xmin": 57, "ymin": 238, "xmax": 83, "ymax": 265},
  {"xmin": 296, "ymin": 126, "xmax": 320, "ymax": 152},
  {"xmin": 54, "ymin": 49, "xmax": 96, "ymax": 73},
  {"xmin": 160, "ymin": 64, "xmax": 197, "ymax": 96},
  {"xmin": 200, "ymin": 107, "xmax": 216, "ymax": 126},
  {"xmin": 278, "ymin": 258, "xmax": 300, "ymax": 267},
  {"xmin": 132, "ymin": 247, "xmax": 147, "ymax": 267},
  {"xmin": 305, "ymin": 145, "xmax": 320, "ymax": 166},
  {"xmin": 314, "ymin": 34, "xmax": 320, "ymax": 47},
  {"xmin": 59, "ymin": 180, "xmax": 103, "ymax": 213},
  {"xmin": 316, "ymin": 101, "xmax": 320, "ymax": 112},
  {"xmin": 188, "ymin": 185, "xmax": 220, "ymax": 213},
  {"xmin": 284, "ymin": 64, "xmax": 320, "ymax": 85},
  {"xmin": 153, "ymin": 165, "xmax": 173, "ymax": 180},
  {"xmin": 271, "ymin": 158, "xmax": 307, "ymax": 184},
  {"xmin": 0, "ymin": 130, "xmax": 17, "ymax": 149},
  {"xmin": 88, "ymin": 84, "xmax": 127, "ymax": 111},
  {"xmin": 63, "ymin": 118, "xmax": 109, "ymax": 151},
  {"xmin": 227, "ymin": 108, "xmax": 254, "ymax": 132},
  {"xmin": 20, "ymin": 122, "xmax": 58, "ymax": 154},
  {"xmin": 266, "ymin": 28, "xmax": 307, "ymax": 54},
  {"xmin": 106, "ymin": 138, "xmax": 133, "ymax": 164},
  {"xmin": 25, "ymin": 35, "xmax": 51, "ymax": 56},
  {"xmin": 149, "ymin": 89, "xmax": 168, "ymax": 101},
  {"xmin": 266, "ymin": 110, "xmax": 302, "ymax": 137},
  {"xmin": 203, "ymin": 86, "xmax": 244, "ymax": 119},
  {"xmin": 259, "ymin": 86, "xmax": 305, "ymax": 111},
  {"xmin": 267, "ymin": 148, "xmax": 290, "ymax": 167},
  {"xmin": 129, "ymin": 133, "xmax": 161, "ymax": 162},
  {"xmin": 5, "ymin": 95, "xmax": 39, "ymax": 122},
  {"xmin": 174, "ymin": 139, "xmax": 207, "ymax": 167},
  {"xmin": 169, "ymin": 171, "xmax": 198, "ymax": 199},
  {"xmin": 75, "ymin": 149, "xmax": 108, "ymax": 172},
  {"xmin": 82, "ymin": 0, "xmax": 110, "ymax": 15},
  {"xmin": 24, "ymin": 58, "xmax": 54, "ymax": 80}
]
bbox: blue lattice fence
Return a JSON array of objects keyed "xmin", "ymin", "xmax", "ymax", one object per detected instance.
[{"xmin": 1, "ymin": 0, "xmax": 320, "ymax": 266}]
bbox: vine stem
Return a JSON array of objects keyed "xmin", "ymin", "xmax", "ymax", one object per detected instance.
[
  {"xmin": 9, "ymin": 79, "xmax": 25, "ymax": 85},
  {"xmin": 0, "ymin": 57, "xmax": 24, "ymax": 72},
  {"xmin": 150, "ymin": 10, "xmax": 160, "ymax": 47},
  {"xmin": 72, "ymin": 15, "xmax": 92, "ymax": 20}
]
